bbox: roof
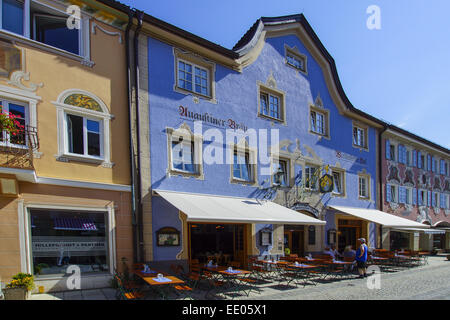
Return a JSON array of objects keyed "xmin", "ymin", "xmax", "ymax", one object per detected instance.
[{"xmin": 93, "ymin": 3, "xmax": 449, "ymax": 154}]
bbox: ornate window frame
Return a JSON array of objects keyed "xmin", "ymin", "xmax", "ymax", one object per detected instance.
[
  {"xmin": 352, "ymin": 120, "xmax": 369, "ymax": 151},
  {"xmin": 331, "ymin": 166, "xmax": 346, "ymax": 198},
  {"xmin": 308, "ymin": 94, "xmax": 330, "ymax": 140},
  {"xmin": 166, "ymin": 123, "xmax": 204, "ymax": 180},
  {"xmin": 173, "ymin": 48, "xmax": 216, "ymax": 103},
  {"xmin": 284, "ymin": 44, "xmax": 307, "ymax": 75},
  {"xmin": 52, "ymin": 89, "xmax": 113, "ymax": 167},
  {"xmin": 358, "ymin": 171, "xmax": 371, "ymax": 201},
  {"xmin": 228, "ymin": 139, "xmax": 258, "ymax": 186}
]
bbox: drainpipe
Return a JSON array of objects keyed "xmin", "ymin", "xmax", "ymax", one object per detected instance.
[
  {"xmin": 124, "ymin": 9, "xmax": 138, "ymax": 263},
  {"xmin": 379, "ymin": 125, "xmax": 388, "ymax": 248},
  {"xmin": 133, "ymin": 10, "xmax": 145, "ymax": 262}
]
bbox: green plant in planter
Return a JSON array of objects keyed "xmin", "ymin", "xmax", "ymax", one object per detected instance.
[{"xmin": 34, "ymin": 263, "xmax": 49, "ymax": 275}]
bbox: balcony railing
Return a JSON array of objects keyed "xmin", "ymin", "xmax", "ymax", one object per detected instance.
[{"xmin": 0, "ymin": 126, "xmax": 39, "ymax": 170}]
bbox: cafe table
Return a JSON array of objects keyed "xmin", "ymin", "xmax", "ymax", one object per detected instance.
[
  {"xmin": 284, "ymin": 263, "xmax": 319, "ymax": 286},
  {"xmin": 322, "ymin": 260, "xmax": 354, "ymax": 279},
  {"xmin": 135, "ymin": 272, "xmax": 185, "ymax": 300},
  {"xmin": 260, "ymin": 260, "xmax": 289, "ymax": 278},
  {"xmin": 217, "ymin": 269, "xmax": 253, "ymax": 298}
]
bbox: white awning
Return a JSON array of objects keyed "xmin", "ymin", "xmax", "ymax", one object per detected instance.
[
  {"xmin": 392, "ymin": 227, "xmax": 446, "ymax": 235},
  {"xmin": 156, "ymin": 190, "xmax": 326, "ymax": 225},
  {"xmin": 329, "ymin": 206, "xmax": 430, "ymax": 228}
]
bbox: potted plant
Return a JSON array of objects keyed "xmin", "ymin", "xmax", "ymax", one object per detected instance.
[{"xmin": 3, "ymin": 273, "xmax": 35, "ymax": 300}]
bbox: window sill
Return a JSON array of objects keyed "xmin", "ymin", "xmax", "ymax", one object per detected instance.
[
  {"xmin": 0, "ymin": 29, "xmax": 94, "ymax": 67},
  {"xmin": 174, "ymin": 86, "xmax": 216, "ymax": 104},
  {"xmin": 230, "ymin": 178, "xmax": 256, "ymax": 186},
  {"xmin": 309, "ymin": 130, "xmax": 330, "ymax": 140},
  {"xmin": 258, "ymin": 113, "xmax": 286, "ymax": 125},
  {"xmin": 168, "ymin": 168, "xmax": 203, "ymax": 179},
  {"xmin": 56, "ymin": 153, "xmax": 113, "ymax": 168},
  {"xmin": 352, "ymin": 144, "xmax": 369, "ymax": 152}
]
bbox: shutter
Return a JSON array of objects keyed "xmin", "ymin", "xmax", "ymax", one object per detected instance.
[
  {"xmin": 413, "ymin": 150, "xmax": 417, "ymax": 167},
  {"xmin": 441, "ymin": 160, "xmax": 445, "ymax": 175},
  {"xmin": 412, "ymin": 188, "xmax": 417, "ymax": 205},
  {"xmin": 427, "ymin": 155, "xmax": 431, "ymax": 171},
  {"xmin": 432, "ymin": 193, "xmax": 436, "ymax": 207},
  {"xmin": 399, "ymin": 187, "xmax": 404, "ymax": 204},
  {"xmin": 386, "ymin": 139, "xmax": 390, "ymax": 160},
  {"xmin": 432, "ymin": 157, "xmax": 435, "ymax": 173},
  {"xmin": 386, "ymin": 184, "xmax": 391, "ymax": 202},
  {"xmin": 427, "ymin": 191, "xmax": 431, "ymax": 207},
  {"xmin": 418, "ymin": 191, "xmax": 423, "ymax": 206},
  {"xmin": 441, "ymin": 193, "xmax": 445, "ymax": 209},
  {"xmin": 398, "ymin": 145, "xmax": 402, "ymax": 163},
  {"xmin": 418, "ymin": 152, "xmax": 422, "ymax": 168}
]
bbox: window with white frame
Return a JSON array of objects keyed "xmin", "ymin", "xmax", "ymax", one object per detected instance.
[
  {"xmin": 390, "ymin": 185, "xmax": 398, "ymax": 203},
  {"xmin": 0, "ymin": 0, "xmax": 90, "ymax": 59},
  {"xmin": 272, "ymin": 159, "xmax": 289, "ymax": 187},
  {"xmin": 171, "ymin": 135, "xmax": 196, "ymax": 173},
  {"xmin": 177, "ymin": 59, "xmax": 209, "ymax": 96},
  {"xmin": 232, "ymin": 148, "xmax": 254, "ymax": 183},
  {"xmin": 433, "ymin": 192, "xmax": 439, "ymax": 208},
  {"xmin": 405, "ymin": 187, "xmax": 412, "ymax": 205},
  {"xmin": 166, "ymin": 123, "xmax": 203, "ymax": 178},
  {"xmin": 352, "ymin": 124, "xmax": 368, "ymax": 149},
  {"xmin": 358, "ymin": 175, "xmax": 370, "ymax": 199},
  {"xmin": 305, "ymin": 165, "xmax": 319, "ymax": 190},
  {"xmin": 258, "ymin": 83, "xmax": 285, "ymax": 123},
  {"xmin": 54, "ymin": 90, "xmax": 112, "ymax": 167},
  {"xmin": 406, "ymin": 149, "xmax": 412, "ymax": 166},
  {"xmin": 389, "ymin": 144, "xmax": 396, "ymax": 162},
  {"xmin": 0, "ymin": 98, "xmax": 28, "ymax": 147},
  {"xmin": 332, "ymin": 169, "xmax": 345, "ymax": 196},
  {"xmin": 310, "ymin": 109, "xmax": 327, "ymax": 136},
  {"xmin": 418, "ymin": 189, "xmax": 427, "ymax": 206}
]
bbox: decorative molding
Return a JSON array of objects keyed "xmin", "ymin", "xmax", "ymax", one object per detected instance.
[
  {"xmin": 91, "ymin": 22, "xmax": 123, "ymax": 44},
  {"xmin": 7, "ymin": 71, "xmax": 43, "ymax": 92},
  {"xmin": 389, "ymin": 202, "xmax": 399, "ymax": 211}
]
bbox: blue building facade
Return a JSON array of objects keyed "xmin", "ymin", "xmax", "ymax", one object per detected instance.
[{"xmin": 143, "ymin": 15, "xmax": 381, "ymax": 267}]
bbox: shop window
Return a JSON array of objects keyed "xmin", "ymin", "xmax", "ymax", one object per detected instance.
[
  {"xmin": 30, "ymin": 209, "xmax": 109, "ymax": 276},
  {"xmin": 34, "ymin": 14, "xmax": 79, "ymax": 55}
]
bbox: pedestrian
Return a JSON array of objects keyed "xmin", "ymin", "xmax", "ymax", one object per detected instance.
[{"xmin": 355, "ymin": 238, "xmax": 368, "ymax": 278}]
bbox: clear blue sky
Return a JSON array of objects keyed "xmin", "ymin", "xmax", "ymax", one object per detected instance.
[{"xmin": 121, "ymin": 0, "xmax": 450, "ymax": 149}]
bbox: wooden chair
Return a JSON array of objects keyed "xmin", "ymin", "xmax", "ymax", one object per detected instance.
[
  {"xmin": 203, "ymin": 270, "xmax": 226, "ymax": 299},
  {"xmin": 115, "ymin": 274, "xmax": 144, "ymax": 300},
  {"xmin": 173, "ymin": 284, "xmax": 195, "ymax": 300}
]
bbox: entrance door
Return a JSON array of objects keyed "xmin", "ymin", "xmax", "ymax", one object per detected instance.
[
  {"xmin": 338, "ymin": 227, "xmax": 358, "ymax": 252},
  {"xmin": 233, "ymin": 224, "xmax": 246, "ymax": 267},
  {"xmin": 284, "ymin": 230, "xmax": 304, "ymax": 256}
]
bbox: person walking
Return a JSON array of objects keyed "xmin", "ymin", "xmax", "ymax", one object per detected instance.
[{"xmin": 355, "ymin": 238, "xmax": 368, "ymax": 278}]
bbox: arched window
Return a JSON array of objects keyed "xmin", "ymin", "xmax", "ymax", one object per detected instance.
[{"xmin": 53, "ymin": 89, "xmax": 113, "ymax": 167}]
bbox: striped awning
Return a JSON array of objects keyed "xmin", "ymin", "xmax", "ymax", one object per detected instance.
[{"xmin": 54, "ymin": 217, "xmax": 98, "ymax": 231}]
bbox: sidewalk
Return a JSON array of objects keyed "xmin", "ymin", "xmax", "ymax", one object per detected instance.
[{"xmin": 29, "ymin": 288, "xmax": 117, "ymax": 300}]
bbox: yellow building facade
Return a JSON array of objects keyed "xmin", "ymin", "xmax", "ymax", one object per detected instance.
[{"xmin": 0, "ymin": 0, "xmax": 132, "ymax": 292}]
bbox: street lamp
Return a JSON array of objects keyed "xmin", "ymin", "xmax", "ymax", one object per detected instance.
[{"xmin": 273, "ymin": 166, "xmax": 285, "ymax": 187}]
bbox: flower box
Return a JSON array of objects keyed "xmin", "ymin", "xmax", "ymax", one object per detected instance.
[{"xmin": 2, "ymin": 287, "xmax": 30, "ymax": 300}]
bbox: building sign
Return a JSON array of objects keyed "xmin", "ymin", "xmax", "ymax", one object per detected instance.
[
  {"xmin": 336, "ymin": 151, "xmax": 367, "ymax": 166},
  {"xmin": 179, "ymin": 105, "xmax": 248, "ymax": 131},
  {"xmin": 290, "ymin": 202, "xmax": 319, "ymax": 218},
  {"xmin": 319, "ymin": 173, "xmax": 334, "ymax": 193},
  {"xmin": 32, "ymin": 236, "xmax": 106, "ymax": 257}
]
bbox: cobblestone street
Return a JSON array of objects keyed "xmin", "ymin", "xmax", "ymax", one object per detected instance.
[{"xmin": 240, "ymin": 255, "xmax": 450, "ymax": 300}]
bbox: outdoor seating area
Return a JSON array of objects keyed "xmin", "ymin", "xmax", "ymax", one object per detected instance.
[{"xmin": 111, "ymin": 250, "xmax": 433, "ymax": 300}]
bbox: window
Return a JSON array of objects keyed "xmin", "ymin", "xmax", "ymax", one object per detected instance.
[
  {"xmin": 232, "ymin": 150, "xmax": 253, "ymax": 182},
  {"xmin": 405, "ymin": 188, "xmax": 412, "ymax": 205},
  {"xmin": 406, "ymin": 149, "xmax": 411, "ymax": 166},
  {"xmin": 260, "ymin": 92, "xmax": 281, "ymax": 120},
  {"xmin": 0, "ymin": 99, "xmax": 28, "ymax": 147},
  {"xmin": 358, "ymin": 175, "xmax": 369, "ymax": 199},
  {"xmin": 353, "ymin": 126, "xmax": 367, "ymax": 148},
  {"xmin": 285, "ymin": 46, "xmax": 307, "ymax": 74},
  {"xmin": 310, "ymin": 109, "xmax": 327, "ymax": 136},
  {"xmin": 433, "ymin": 192, "xmax": 439, "ymax": 208},
  {"xmin": 258, "ymin": 84, "xmax": 285, "ymax": 123},
  {"xmin": 419, "ymin": 190, "xmax": 427, "ymax": 206},
  {"xmin": 54, "ymin": 90, "xmax": 112, "ymax": 167},
  {"xmin": 390, "ymin": 185, "xmax": 398, "ymax": 203},
  {"xmin": 30, "ymin": 209, "xmax": 109, "ymax": 276},
  {"xmin": 67, "ymin": 114, "xmax": 101, "ymax": 157},
  {"xmin": 177, "ymin": 60, "xmax": 209, "ymax": 96},
  {"xmin": 0, "ymin": 0, "xmax": 89, "ymax": 59},
  {"xmin": 420, "ymin": 154, "xmax": 425, "ymax": 169},
  {"xmin": 171, "ymin": 136, "xmax": 195, "ymax": 173},
  {"xmin": 332, "ymin": 170, "xmax": 345, "ymax": 196},
  {"xmin": 305, "ymin": 165, "xmax": 319, "ymax": 190},
  {"xmin": 389, "ymin": 144, "xmax": 396, "ymax": 161},
  {"xmin": 272, "ymin": 159, "xmax": 289, "ymax": 187},
  {"xmin": 34, "ymin": 14, "xmax": 79, "ymax": 55},
  {"xmin": 2, "ymin": 0, "xmax": 24, "ymax": 35}
]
